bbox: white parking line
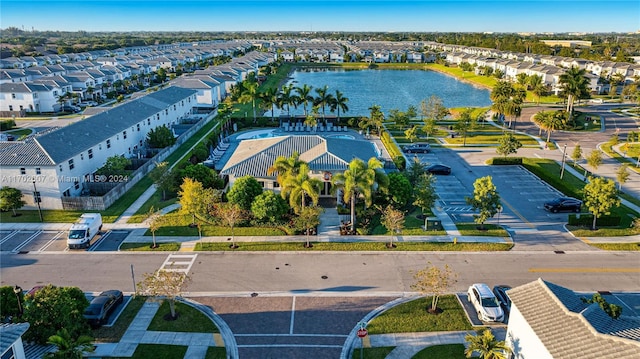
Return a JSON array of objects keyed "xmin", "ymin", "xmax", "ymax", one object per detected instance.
[
  {"xmin": 0, "ymin": 231, "xmax": 19, "ymax": 244},
  {"xmin": 289, "ymin": 296, "xmax": 296, "ymax": 335},
  {"xmin": 87, "ymin": 231, "xmax": 112, "ymax": 252},
  {"xmin": 12, "ymin": 231, "xmax": 42, "ymax": 253},
  {"xmin": 39, "ymin": 231, "xmax": 63, "ymax": 252}
]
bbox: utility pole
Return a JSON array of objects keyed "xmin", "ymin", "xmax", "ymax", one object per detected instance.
[{"xmin": 560, "ymin": 144, "xmax": 567, "ymax": 179}]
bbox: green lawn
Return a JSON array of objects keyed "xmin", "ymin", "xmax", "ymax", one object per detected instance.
[
  {"xmin": 588, "ymin": 242, "xmax": 640, "ymax": 251},
  {"xmin": 455, "ymin": 223, "xmax": 510, "ymax": 237},
  {"xmin": 412, "ymin": 344, "xmax": 466, "ymax": 359},
  {"xmin": 112, "ymin": 344, "xmax": 187, "ymax": 359},
  {"xmin": 148, "ymin": 301, "xmax": 219, "ymax": 333},
  {"xmin": 367, "ymin": 295, "xmax": 472, "ymax": 334},
  {"xmin": 128, "ymin": 190, "xmax": 178, "ymax": 223},
  {"xmin": 119, "ymin": 242, "xmax": 182, "ymax": 251},
  {"xmin": 195, "ymin": 241, "xmax": 512, "ymax": 251}
]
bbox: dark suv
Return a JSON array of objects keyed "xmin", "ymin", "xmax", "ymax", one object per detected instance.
[
  {"xmin": 84, "ymin": 290, "xmax": 123, "ymax": 327},
  {"xmin": 544, "ymin": 197, "xmax": 582, "ymax": 213},
  {"xmin": 402, "ymin": 143, "xmax": 430, "ymax": 153}
]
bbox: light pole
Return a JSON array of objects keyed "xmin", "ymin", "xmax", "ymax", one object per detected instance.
[
  {"xmin": 560, "ymin": 144, "xmax": 567, "ymax": 179},
  {"xmin": 13, "ymin": 285, "xmax": 23, "ymax": 318},
  {"xmin": 32, "ymin": 180, "xmax": 43, "ymax": 222}
]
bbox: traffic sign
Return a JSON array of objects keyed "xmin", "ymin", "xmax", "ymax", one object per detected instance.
[{"xmin": 357, "ymin": 328, "xmax": 368, "ymax": 338}]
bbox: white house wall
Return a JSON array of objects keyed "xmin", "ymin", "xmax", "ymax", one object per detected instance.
[{"xmin": 506, "ymin": 303, "xmax": 554, "ymax": 359}]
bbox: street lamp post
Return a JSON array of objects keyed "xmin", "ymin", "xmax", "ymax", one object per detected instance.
[
  {"xmin": 32, "ymin": 180, "xmax": 43, "ymax": 222},
  {"xmin": 13, "ymin": 285, "xmax": 23, "ymax": 318},
  {"xmin": 560, "ymin": 144, "xmax": 567, "ymax": 179}
]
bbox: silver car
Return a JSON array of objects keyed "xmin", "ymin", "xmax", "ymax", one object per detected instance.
[{"xmin": 468, "ymin": 283, "xmax": 504, "ymax": 322}]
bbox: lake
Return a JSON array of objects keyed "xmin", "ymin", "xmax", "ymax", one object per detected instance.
[{"xmin": 274, "ymin": 68, "xmax": 492, "ymax": 117}]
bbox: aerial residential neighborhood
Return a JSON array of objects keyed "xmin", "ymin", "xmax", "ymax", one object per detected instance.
[{"xmin": 1, "ymin": 1, "xmax": 639, "ymax": 359}]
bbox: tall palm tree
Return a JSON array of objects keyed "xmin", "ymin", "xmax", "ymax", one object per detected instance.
[
  {"xmin": 313, "ymin": 85, "xmax": 333, "ymax": 123},
  {"xmin": 260, "ymin": 87, "xmax": 279, "ymax": 122},
  {"xmin": 331, "ymin": 158, "xmax": 389, "ymax": 232},
  {"xmin": 267, "ymin": 152, "xmax": 304, "ymax": 187},
  {"xmin": 281, "ymin": 163, "xmax": 323, "ymax": 214},
  {"xmin": 490, "ymin": 81, "xmax": 525, "ymax": 129},
  {"xmin": 330, "ymin": 90, "xmax": 349, "ymax": 121},
  {"xmin": 528, "ymin": 74, "xmax": 546, "ymax": 105},
  {"xmin": 295, "ymin": 84, "xmax": 314, "ymax": 116},
  {"xmin": 239, "ymin": 81, "xmax": 259, "ymax": 122},
  {"xmin": 278, "ymin": 84, "xmax": 298, "ymax": 118},
  {"xmin": 559, "ymin": 66, "xmax": 590, "ymax": 117},
  {"xmin": 464, "ymin": 328, "xmax": 511, "ymax": 359}
]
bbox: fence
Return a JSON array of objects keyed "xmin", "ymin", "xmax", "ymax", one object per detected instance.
[{"xmin": 61, "ymin": 112, "xmax": 218, "ymax": 210}]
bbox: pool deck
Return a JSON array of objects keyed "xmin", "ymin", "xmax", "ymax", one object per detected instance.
[{"xmin": 212, "ymin": 124, "xmax": 387, "ymax": 171}]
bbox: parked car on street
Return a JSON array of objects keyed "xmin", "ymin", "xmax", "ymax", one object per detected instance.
[
  {"xmin": 426, "ymin": 164, "xmax": 451, "ymax": 175},
  {"xmin": 84, "ymin": 289, "xmax": 123, "ymax": 327},
  {"xmin": 492, "ymin": 285, "xmax": 512, "ymax": 314},
  {"xmin": 543, "ymin": 197, "xmax": 582, "ymax": 213},
  {"xmin": 468, "ymin": 283, "xmax": 504, "ymax": 322},
  {"xmin": 402, "ymin": 143, "xmax": 431, "ymax": 153}
]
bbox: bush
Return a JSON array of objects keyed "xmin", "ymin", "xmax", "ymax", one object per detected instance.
[
  {"xmin": 489, "ymin": 157, "xmax": 523, "ymax": 165},
  {"xmin": 0, "ymin": 119, "xmax": 16, "ymax": 131},
  {"xmin": 568, "ymin": 214, "xmax": 621, "ymax": 227}
]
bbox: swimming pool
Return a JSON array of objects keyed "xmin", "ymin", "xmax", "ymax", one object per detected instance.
[
  {"xmin": 328, "ymin": 134, "xmax": 355, "ymax": 140},
  {"xmin": 236, "ymin": 129, "xmax": 283, "ymax": 140}
]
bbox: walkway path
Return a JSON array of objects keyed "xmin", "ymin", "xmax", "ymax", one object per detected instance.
[{"xmin": 95, "ymin": 298, "xmax": 237, "ymax": 359}]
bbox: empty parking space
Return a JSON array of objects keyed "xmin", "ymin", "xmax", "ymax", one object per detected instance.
[
  {"xmin": 0, "ymin": 231, "xmax": 40, "ymax": 253},
  {"xmin": 90, "ymin": 231, "xmax": 130, "ymax": 251},
  {"xmin": 16, "ymin": 231, "xmax": 64, "ymax": 253}
]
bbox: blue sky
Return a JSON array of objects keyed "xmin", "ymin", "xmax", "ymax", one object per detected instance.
[{"xmin": 2, "ymin": 1, "xmax": 638, "ymax": 33}]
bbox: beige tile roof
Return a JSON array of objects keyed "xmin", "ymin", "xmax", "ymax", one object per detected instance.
[{"xmin": 508, "ymin": 279, "xmax": 640, "ymax": 359}]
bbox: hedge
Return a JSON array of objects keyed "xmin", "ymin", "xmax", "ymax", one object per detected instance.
[
  {"xmin": 568, "ymin": 214, "xmax": 621, "ymax": 227},
  {"xmin": 0, "ymin": 120, "xmax": 16, "ymax": 131},
  {"xmin": 489, "ymin": 157, "xmax": 523, "ymax": 165}
]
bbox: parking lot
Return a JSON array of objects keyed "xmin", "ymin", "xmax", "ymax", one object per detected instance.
[{"xmin": 0, "ymin": 230, "xmax": 130, "ymax": 253}]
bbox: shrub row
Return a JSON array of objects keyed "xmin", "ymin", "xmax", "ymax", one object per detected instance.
[
  {"xmin": 568, "ymin": 214, "xmax": 621, "ymax": 227},
  {"xmin": 488, "ymin": 157, "xmax": 523, "ymax": 165},
  {"xmin": 0, "ymin": 119, "xmax": 16, "ymax": 131}
]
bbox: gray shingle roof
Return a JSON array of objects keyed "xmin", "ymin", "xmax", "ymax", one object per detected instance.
[
  {"xmin": 221, "ymin": 135, "xmax": 379, "ymax": 178},
  {"xmin": 32, "ymin": 86, "xmax": 195, "ymax": 164},
  {"xmin": 508, "ymin": 279, "xmax": 640, "ymax": 359},
  {"xmin": 0, "ymin": 139, "xmax": 54, "ymax": 166}
]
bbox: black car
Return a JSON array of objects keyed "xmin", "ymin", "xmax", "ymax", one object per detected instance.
[
  {"xmin": 543, "ymin": 197, "xmax": 582, "ymax": 213},
  {"xmin": 493, "ymin": 285, "xmax": 512, "ymax": 314},
  {"xmin": 84, "ymin": 290, "xmax": 123, "ymax": 327},
  {"xmin": 426, "ymin": 164, "xmax": 451, "ymax": 175},
  {"xmin": 402, "ymin": 143, "xmax": 431, "ymax": 153}
]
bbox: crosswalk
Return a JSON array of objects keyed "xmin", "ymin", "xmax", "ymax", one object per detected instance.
[{"xmin": 159, "ymin": 253, "xmax": 198, "ymax": 274}]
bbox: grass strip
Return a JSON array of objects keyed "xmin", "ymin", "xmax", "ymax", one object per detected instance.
[
  {"xmin": 367, "ymin": 295, "xmax": 472, "ymax": 334},
  {"xmin": 588, "ymin": 243, "xmax": 640, "ymax": 251},
  {"xmin": 111, "ymin": 344, "xmax": 188, "ymax": 359},
  {"xmin": 93, "ymin": 296, "xmax": 146, "ymax": 343},
  {"xmin": 195, "ymin": 241, "xmax": 512, "ymax": 251},
  {"xmin": 412, "ymin": 344, "xmax": 466, "ymax": 359},
  {"xmin": 205, "ymin": 347, "xmax": 227, "ymax": 359},
  {"xmin": 148, "ymin": 300, "xmax": 219, "ymax": 333},
  {"xmin": 119, "ymin": 242, "xmax": 181, "ymax": 251},
  {"xmin": 351, "ymin": 347, "xmax": 396, "ymax": 359},
  {"xmin": 455, "ymin": 223, "xmax": 510, "ymax": 237}
]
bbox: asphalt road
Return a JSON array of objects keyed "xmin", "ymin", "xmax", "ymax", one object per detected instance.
[{"xmin": 2, "ymin": 251, "xmax": 639, "ymax": 294}]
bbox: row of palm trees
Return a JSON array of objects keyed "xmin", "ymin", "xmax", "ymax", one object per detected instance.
[
  {"xmin": 238, "ymin": 77, "xmax": 350, "ymax": 123},
  {"xmin": 267, "ymin": 152, "xmax": 389, "ymax": 232}
]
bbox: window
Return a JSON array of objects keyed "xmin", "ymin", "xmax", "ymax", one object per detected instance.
[
  {"xmin": 88, "ymin": 149, "xmax": 93, "ymax": 159},
  {"xmin": 59, "ymin": 165, "xmax": 63, "ymax": 172},
  {"xmin": 80, "ymin": 153, "xmax": 84, "ymax": 160},
  {"xmin": 273, "ymin": 181, "xmax": 280, "ymax": 188},
  {"xmin": 20, "ymin": 168, "xmax": 26, "ymax": 175},
  {"xmin": 11, "ymin": 93, "xmax": 16, "ymax": 99},
  {"xmin": 68, "ymin": 159, "xmax": 74, "ymax": 170},
  {"xmin": 63, "ymin": 189, "xmax": 70, "ymax": 197},
  {"xmin": 74, "ymin": 180, "xmax": 80, "ymax": 190},
  {"xmin": 148, "ymin": 118, "xmax": 151, "ymax": 125},
  {"xmin": 258, "ymin": 181, "xmax": 265, "ymax": 188},
  {"xmin": 8, "ymin": 105, "xmax": 12, "ymax": 111},
  {"xmin": 106, "ymin": 140, "xmax": 111, "ymax": 149},
  {"xmin": 165, "ymin": 109, "xmax": 168, "ymax": 115},
  {"xmin": 33, "ymin": 191, "xmax": 41, "ymax": 203},
  {"xmin": 36, "ymin": 167, "xmax": 41, "ymax": 175},
  {"xmin": 156, "ymin": 114, "xmax": 160, "ymax": 120},
  {"xmin": 173, "ymin": 105, "xmax": 176, "ymax": 110},
  {"xmin": 137, "ymin": 124, "xmax": 140, "ymax": 132},
  {"xmin": 123, "ymin": 131, "xmax": 127, "ymax": 139}
]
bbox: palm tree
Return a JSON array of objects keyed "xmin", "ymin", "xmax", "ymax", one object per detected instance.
[
  {"xmin": 260, "ymin": 87, "xmax": 279, "ymax": 122},
  {"xmin": 360, "ymin": 104, "xmax": 384, "ymax": 135},
  {"xmin": 535, "ymin": 110, "xmax": 564, "ymax": 142},
  {"xmin": 267, "ymin": 152, "xmax": 304, "ymax": 187},
  {"xmin": 281, "ymin": 163, "xmax": 323, "ymax": 214},
  {"xmin": 239, "ymin": 81, "xmax": 259, "ymax": 122},
  {"xmin": 278, "ymin": 84, "xmax": 298, "ymax": 118},
  {"xmin": 490, "ymin": 81, "xmax": 525, "ymax": 129},
  {"xmin": 45, "ymin": 328, "xmax": 94, "ymax": 359},
  {"xmin": 331, "ymin": 158, "xmax": 389, "ymax": 232},
  {"xmin": 528, "ymin": 74, "xmax": 546, "ymax": 105},
  {"xmin": 559, "ymin": 66, "xmax": 590, "ymax": 117},
  {"xmin": 464, "ymin": 328, "xmax": 511, "ymax": 359},
  {"xmin": 532, "ymin": 110, "xmax": 552, "ymax": 136},
  {"xmin": 330, "ymin": 90, "xmax": 349, "ymax": 121},
  {"xmin": 313, "ymin": 85, "xmax": 333, "ymax": 123},
  {"xmin": 295, "ymin": 84, "xmax": 314, "ymax": 116}
]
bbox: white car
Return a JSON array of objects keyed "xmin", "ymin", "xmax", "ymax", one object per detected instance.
[{"xmin": 468, "ymin": 283, "xmax": 504, "ymax": 322}]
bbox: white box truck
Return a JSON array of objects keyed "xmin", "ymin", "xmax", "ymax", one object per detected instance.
[{"xmin": 68, "ymin": 213, "xmax": 102, "ymax": 249}]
